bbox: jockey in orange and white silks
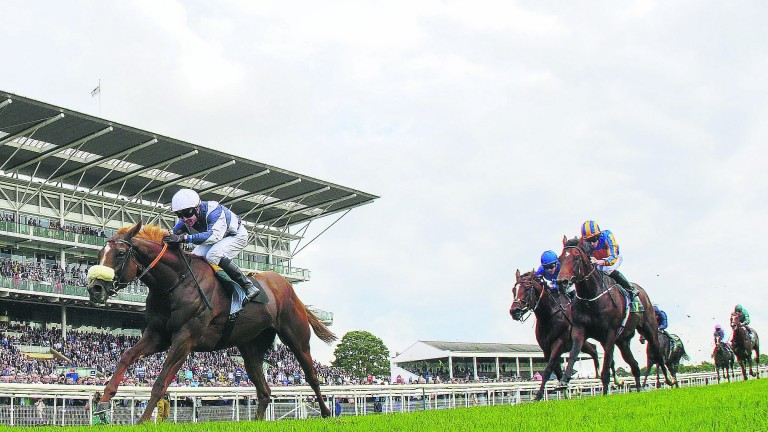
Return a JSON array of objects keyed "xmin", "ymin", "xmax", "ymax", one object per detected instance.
[
  {"xmin": 164, "ymin": 189, "xmax": 259, "ymax": 304},
  {"xmin": 581, "ymin": 220, "xmax": 638, "ymax": 299}
]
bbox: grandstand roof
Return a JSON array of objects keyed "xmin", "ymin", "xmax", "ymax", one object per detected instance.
[
  {"xmin": 420, "ymin": 340, "xmax": 542, "ymax": 354},
  {"xmin": 0, "ymin": 91, "xmax": 378, "ymax": 228}
]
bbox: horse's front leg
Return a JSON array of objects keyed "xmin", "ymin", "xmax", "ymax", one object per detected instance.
[
  {"xmin": 535, "ymin": 345, "xmax": 560, "ymax": 401},
  {"xmin": 138, "ymin": 330, "xmax": 195, "ymax": 423},
  {"xmin": 98, "ymin": 331, "xmax": 166, "ymax": 414},
  {"xmin": 558, "ymin": 328, "xmax": 585, "ymax": 388},
  {"xmin": 600, "ymin": 340, "xmax": 618, "ymax": 395}
]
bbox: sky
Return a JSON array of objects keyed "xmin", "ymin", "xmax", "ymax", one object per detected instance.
[{"xmin": 2, "ymin": 1, "xmax": 767, "ymax": 371}]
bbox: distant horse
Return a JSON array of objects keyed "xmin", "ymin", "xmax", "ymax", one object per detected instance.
[
  {"xmin": 641, "ymin": 332, "xmax": 689, "ymax": 388},
  {"xmin": 730, "ymin": 313, "xmax": 760, "ymax": 380},
  {"xmin": 713, "ymin": 342, "xmax": 736, "ymax": 383},
  {"xmin": 86, "ymin": 222, "xmax": 336, "ymax": 423},
  {"xmin": 555, "ymin": 237, "xmax": 674, "ymax": 394},
  {"xmin": 509, "ymin": 270, "xmax": 620, "ymax": 400}
]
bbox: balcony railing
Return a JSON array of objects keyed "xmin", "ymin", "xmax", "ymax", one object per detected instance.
[
  {"xmin": 0, "ymin": 222, "xmax": 311, "ymax": 281},
  {"xmin": 0, "ymin": 276, "xmax": 147, "ymax": 303}
]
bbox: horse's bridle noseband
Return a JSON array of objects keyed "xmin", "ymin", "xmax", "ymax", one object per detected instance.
[
  {"xmin": 512, "ymin": 276, "xmax": 544, "ymax": 315},
  {"xmin": 101, "ymin": 238, "xmax": 168, "ymax": 296}
]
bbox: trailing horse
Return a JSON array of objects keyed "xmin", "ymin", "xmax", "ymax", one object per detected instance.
[
  {"xmin": 555, "ymin": 237, "xmax": 674, "ymax": 394},
  {"xmin": 641, "ymin": 332, "xmax": 689, "ymax": 388},
  {"xmin": 730, "ymin": 313, "xmax": 760, "ymax": 380},
  {"xmin": 509, "ymin": 269, "xmax": 619, "ymax": 400},
  {"xmin": 713, "ymin": 342, "xmax": 736, "ymax": 383},
  {"xmin": 86, "ymin": 222, "xmax": 336, "ymax": 423}
]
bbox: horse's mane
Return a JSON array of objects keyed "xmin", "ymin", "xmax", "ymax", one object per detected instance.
[{"xmin": 116, "ymin": 224, "xmax": 169, "ymax": 243}]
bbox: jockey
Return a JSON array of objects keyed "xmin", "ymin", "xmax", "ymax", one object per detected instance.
[
  {"xmin": 164, "ymin": 189, "xmax": 259, "ymax": 304},
  {"xmin": 580, "ymin": 220, "xmax": 638, "ymax": 300},
  {"xmin": 732, "ymin": 304, "xmax": 755, "ymax": 341},
  {"xmin": 712, "ymin": 324, "xmax": 732, "ymax": 358},
  {"xmin": 535, "ymin": 250, "xmax": 575, "ymax": 299}
]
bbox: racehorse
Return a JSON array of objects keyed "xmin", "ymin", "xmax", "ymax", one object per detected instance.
[
  {"xmin": 713, "ymin": 342, "xmax": 735, "ymax": 383},
  {"xmin": 641, "ymin": 332, "xmax": 689, "ymax": 388},
  {"xmin": 730, "ymin": 313, "xmax": 760, "ymax": 380},
  {"xmin": 555, "ymin": 237, "xmax": 674, "ymax": 394},
  {"xmin": 509, "ymin": 269, "xmax": 620, "ymax": 400},
  {"xmin": 86, "ymin": 222, "xmax": 336, "ymax": 423}
]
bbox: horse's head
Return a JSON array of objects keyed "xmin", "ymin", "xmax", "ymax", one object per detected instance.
[
  {"xmin": 556, "ymin": 235, "xmax": 591, "ymax": 288},
  {"xmin": 510, "ymin": 269, "xmax": 544, "ymax": 321},
  {"xmin": 86, "ymin": 221, "xmax": 169, "ymax": 306},
  {"xmin": 730, "ymin": 313, "xmax": 740, "ymax": 331}
]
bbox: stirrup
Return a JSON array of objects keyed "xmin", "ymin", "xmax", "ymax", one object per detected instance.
[{"xmin": 243, "ymin": 285, "xmax": 260, "ymax": 302}]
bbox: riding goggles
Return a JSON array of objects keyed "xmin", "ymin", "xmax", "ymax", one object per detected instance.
[
  {"xmin": 175, "ymin": 207, "xmax": 197, "ymax": 219},
  {"xmin": 543, "ymin": 263, "xmax": 557, "ymax": 270}
]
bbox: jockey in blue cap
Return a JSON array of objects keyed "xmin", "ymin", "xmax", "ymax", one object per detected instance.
[
  {"xmin": 580, "ymin": 220, "xmax": 638, "ymax": 300},
  {"xmin": 535, "ymin": 250, "xmax": 574, "ymax": 299},
  {"xmin": 164, "ymin": 188, "xmax": 259, "ymax": 305}
]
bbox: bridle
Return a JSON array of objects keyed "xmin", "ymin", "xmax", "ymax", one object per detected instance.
[
  {"xmin": 561, "ymin": 245, "xmax": 614, "ymax": 302},
  {"xmin": 102, "ymin": 238, "xmax": 168, "ymax": 296},
  {"xmin": 512, "ymin": 275, "xmax": 545, "ymax": 320}
]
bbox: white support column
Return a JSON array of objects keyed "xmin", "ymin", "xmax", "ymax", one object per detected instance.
[
  {"xmin": 495, "ymin": 357, "xmax": 500, "ymax": 380},
  {"xmin": 516, "ymin": 358, "xmax": 520, "ymax": 377},
  {"xmin": 473, "ymin": 357, "xmax": 478, "ymax": 381},
  {"xmin": 529, "ymin": 358, "xmax": 534, "ymax": 377},
  {"xmin": 61, "ymin": 306, "xmax": 67, "ymax": 340},
  {"xmin": 448, "ymin": 356, "xmax": 453, "ymax": 380}
]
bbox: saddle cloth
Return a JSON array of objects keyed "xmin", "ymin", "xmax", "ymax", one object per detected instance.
[{"xmin": 211, "ymin": 269, "xmax": 269, "ymax": 315}]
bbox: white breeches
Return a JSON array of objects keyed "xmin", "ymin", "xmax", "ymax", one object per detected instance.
[
  {"xmin": 191, "ymin": 225, "xmax": 249, "ymax": 265},
  {"xmin": 596, "ymin": 255, "xmax": 623, "ymax": 275}
]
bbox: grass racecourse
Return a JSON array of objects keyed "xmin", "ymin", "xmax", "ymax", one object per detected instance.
[{"xmin": 15, "ymin": 379, "xmax": 767, "ymax": 432}]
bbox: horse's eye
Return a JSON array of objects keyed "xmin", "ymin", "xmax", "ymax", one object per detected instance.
[{"xmin": 116, "ymin": 250, "xmax": 126, "ymax": 257}]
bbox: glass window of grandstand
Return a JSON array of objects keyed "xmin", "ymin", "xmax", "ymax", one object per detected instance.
[
  {"xmin": 499, "ymin": 359, "xmax": 519, "ymax": 380},
  {"xmin": 476, "ymin": 357, "xmax": 498, "ymax": 379},
  {"xmin": 452, "ymin": 357, "xmax": 475, "ymax": 380}
]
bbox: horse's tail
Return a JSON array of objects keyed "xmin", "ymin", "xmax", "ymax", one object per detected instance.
[
  {"xmin": 305, "ymin": 304, "xmax": 337, "ymax": 344},
  {"xmin": 681, "ymin": 347, "xmax": 690, "ymax": 362}
]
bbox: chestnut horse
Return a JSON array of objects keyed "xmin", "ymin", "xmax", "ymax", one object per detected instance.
[
  {"xmin": 555, "ymin": 237, "xmax": 674, "ymax": 394},
  {"xmin": 641, "ymin": 332, "xmax": 689, "ymax": 388},
  {"xmin": 713, "ymin": 342, "xmax": 736, "ymax": 383},
  {"xmin": 730, "ymin": 313, "xmax": 760, "ymax": 380},
  {"xmin": 86, "ymin": 222, "xmax": 336, "ymax": 423},
  {"xmin": 509, "ymin": 269, "xmax": 619, "ymax": 400}
]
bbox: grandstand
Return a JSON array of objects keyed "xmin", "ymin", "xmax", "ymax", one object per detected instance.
[
  {"xmin": 0, "ymin": 91, "xmax": 377, "ymax": 376},
  {"xmin": 391, "ymin": 341, "xmax": 595, "ymax": 381}
]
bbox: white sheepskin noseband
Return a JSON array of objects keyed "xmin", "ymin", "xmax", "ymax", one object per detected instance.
[{"xmin": 87, "ymin": 265, "xmax": 115, "ymax": 282}]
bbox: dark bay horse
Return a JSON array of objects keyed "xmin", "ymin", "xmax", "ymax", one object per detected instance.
[
  {"xmin": 713, "ymin": 343, "xmax": 736, "ymax": 383},
  {"xmin": 86, "ymin": 222, "xmax": 336, "ymax": 422},
  {"xmin": 730, "ymin": 313, "xmax": 760, "ymax": 380},
  {"xmin": 509, "ymin": 269, "xmax": 619, "ymax": 400},
  {"xmin": 555, "ymin": 237, "xmax": 674, "ymax": 394},
  {"xmin": 641, "ymin": 332, "xmax": 689, "ymax": 388}
]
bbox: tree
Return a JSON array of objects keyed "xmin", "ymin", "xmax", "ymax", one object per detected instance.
[{"xmin": 332, "ymin": 331, "xmax": 390, "ymax": 380}]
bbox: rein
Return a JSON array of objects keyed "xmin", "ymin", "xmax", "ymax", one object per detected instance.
[
  {"xmin": 514, "ymin": 277, "xmax": 571, "ymax": 325},
  {"xmin": 563, "ymin": 245, "xmax": 614, "ymax": 303}
]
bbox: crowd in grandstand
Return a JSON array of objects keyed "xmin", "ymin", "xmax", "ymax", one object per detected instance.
[
  {"xmin": 1, "ymin": 213, "xmax": 110, "ymax": 238},
  {"xmin": 0, "ymin": 259, "xmax": 147, "ymax": 294},
  {"xmin": 0, "ymin": 323, "xmax": 355, "ymax": 387}
]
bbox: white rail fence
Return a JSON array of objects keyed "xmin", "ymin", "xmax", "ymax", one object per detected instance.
[{"xmin": 0, "ymin": 367, "xmax": 764, "ymax": 426}]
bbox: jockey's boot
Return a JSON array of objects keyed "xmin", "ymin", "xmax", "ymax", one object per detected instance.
[
  {"xmin": 220, "ymin": 257, "xmax": 260, "ymax": 304},
  {"xmin": 609, "ymin": 270, "xmax": 637, "ymax": 299}
]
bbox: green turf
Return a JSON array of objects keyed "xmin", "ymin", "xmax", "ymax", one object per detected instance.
[{"xmin": 13, "ymin": 379, "xmax": 767, "ymax": 431}]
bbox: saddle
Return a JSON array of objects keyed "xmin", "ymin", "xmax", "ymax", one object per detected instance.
[{"xmin": 210, "ymin": 267, "xmax": 269, "ymax": 315}]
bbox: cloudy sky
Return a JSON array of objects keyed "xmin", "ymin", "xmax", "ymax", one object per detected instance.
[{"xmin": 3, "ymin": 1, "xmax": 766, "ymax": 370}]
